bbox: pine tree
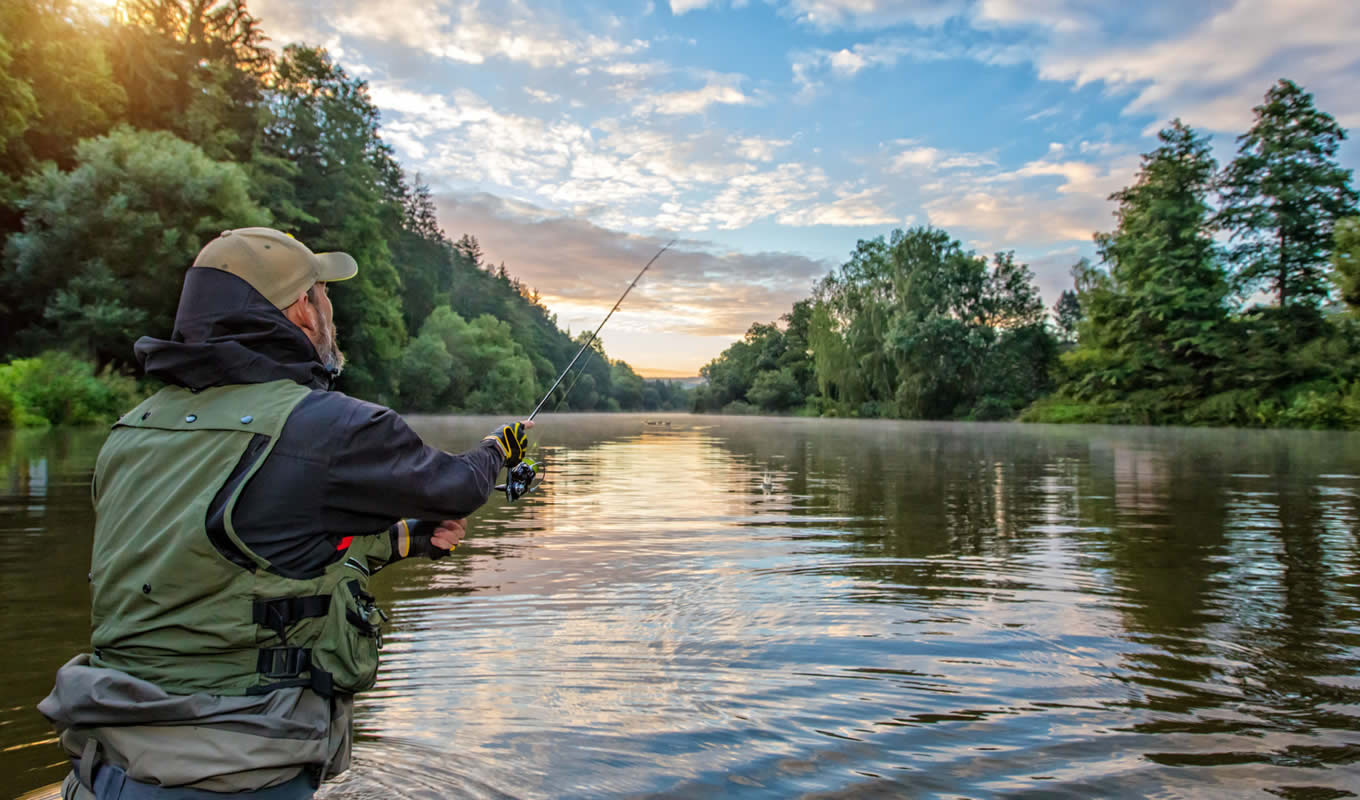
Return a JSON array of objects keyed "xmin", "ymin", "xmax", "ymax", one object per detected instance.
[
  {"xmin": 1331, "ymin": 217, "xmax": 1360, "ymax": 309},
  {"xmin": 1217, "ymin": 79, "xmax": 1359, "ymax": 308},
  {"xmin": 1065, "ymin": 121, "xmax": 1229, "ymax": 418},
  {"xmin": 1053, "ymin": 290, "xmax": 1081, "ymax": 345}
]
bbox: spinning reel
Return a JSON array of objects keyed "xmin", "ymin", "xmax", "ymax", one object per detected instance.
[{"xmin": 495, "ymin": 457, "xmax": 544, "ymax": 502}]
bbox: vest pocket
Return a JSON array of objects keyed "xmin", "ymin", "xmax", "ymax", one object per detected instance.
[{"xmin": 310, "ymin": 575, "xmax": 384, "ymax": 694}]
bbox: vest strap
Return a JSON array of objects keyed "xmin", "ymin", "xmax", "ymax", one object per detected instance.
[
  {"xmin": 252, "ymin": 596, "xmax": 332, "ymax": 642},
  {"xmin": 254, "ymin": 646, "xmax": 335, "ymax": 698},
  {"xmin": 258, "ymin": 646, "xmax": 312, "ymax": 679}
]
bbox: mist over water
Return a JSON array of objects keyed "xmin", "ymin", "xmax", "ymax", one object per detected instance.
[{"xmin": 4, "ymin": 415, "xmax": 1360, "ymax": 798}]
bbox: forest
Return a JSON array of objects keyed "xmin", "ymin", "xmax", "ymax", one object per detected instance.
[
  {"xmin": 696, "ymin": 79, "xmax": 1360, "ymax": 429},
  {"xmin": 5, "ymin": 2, "xmax": 1359, "ymax": 430},
  {"xmin": 0, "ymin": 0, "xmax": 689, "ymax": 427}
]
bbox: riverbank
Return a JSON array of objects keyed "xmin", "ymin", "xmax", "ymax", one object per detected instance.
[{"xmin": 0, "ymin": 352, "xmax": 145, "ymax": 428}]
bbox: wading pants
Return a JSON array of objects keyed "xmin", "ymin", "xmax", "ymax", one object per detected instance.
[{"xmin": 60, "ymin": 767, "xmax": 315, "ymax": 800}]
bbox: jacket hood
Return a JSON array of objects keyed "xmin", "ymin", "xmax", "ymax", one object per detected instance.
[{"xmin": 135, "ymin": 268, "xmax": 334, "ymax": 391}]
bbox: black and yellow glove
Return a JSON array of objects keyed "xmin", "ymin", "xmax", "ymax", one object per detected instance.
[
  {"xmin": 484, "ymin": 421, "xmax": 529, "ymax": 467},
  {"xmin": 389, "ymin": 519, "xmax": 453, "ymax": 561}
]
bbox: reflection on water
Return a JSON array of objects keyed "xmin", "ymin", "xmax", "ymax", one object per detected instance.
[{"xmin": 4, "ymin": 415, "xmax": 1360, "ymax": 798}]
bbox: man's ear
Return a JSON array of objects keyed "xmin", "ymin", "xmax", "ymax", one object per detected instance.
[{"xmin": 284, "ymin": 291, "xmax": 318, "ymax": 336}]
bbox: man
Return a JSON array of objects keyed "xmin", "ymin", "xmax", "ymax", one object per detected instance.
[{"xmin": 39, "ymin": 227, "xmax": 533, "ymax": 798}]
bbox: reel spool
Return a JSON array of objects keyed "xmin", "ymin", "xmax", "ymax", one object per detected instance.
[{"xmin": 495, "ymin": 457, "xmax": 543, "ymax": 502}]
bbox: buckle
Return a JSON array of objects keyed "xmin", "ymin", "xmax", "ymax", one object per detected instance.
[{"xmin": 259, "ymin": 647, "xmax": 310, "ymax": 678}]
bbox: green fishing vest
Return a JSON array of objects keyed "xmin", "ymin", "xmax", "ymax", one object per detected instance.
[{"xmin": 88, "ymin": 380, "xmax": 392, "ymax": 698}]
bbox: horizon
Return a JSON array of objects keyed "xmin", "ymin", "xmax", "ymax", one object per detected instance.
[{"xmin": 239, "ymin": 0, "xmax": 1360, "ymax": 375}]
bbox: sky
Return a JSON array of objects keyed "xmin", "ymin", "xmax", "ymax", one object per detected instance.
[{"xmin": 243, "ymin": 0, "xmax": 1360, "ymax": 377}]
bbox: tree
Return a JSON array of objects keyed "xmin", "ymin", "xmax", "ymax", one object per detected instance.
[
  {"xmin": 394, "ymin": 332, "xmax": 453, "ymax": 412},
  {"xmin": 0, "ymin": 0, "xmax": 126, "ymax": 219},
  {"xmin": 411, "ymin": 306, "xmax": 539, "ymax": 413},
  {"xmin": 779, "ymin": 299, "xmax": 816, "ymax": 397},
  {"xmin": 610, "ymin": 360, "xmax": 644, "ymax": 409},
  {"xmin": 1053, "ymin": 289, "xmax": 1081, "ymax": 345},
  {"xmin": 2, "ymin": 126, "xmax": 268, "ymax": 366},
  {"xmin": 1332, "ymin": 217, "xmax": 1360, "ymax": 309},
  {"xmin": 261, "ymin": 45, "xmax": 408, "ymax": 401},
  {"xmin": 1061, "ymin": 121, "xmax": 1229, "ymax": 420},
  {"xmin": 394, "ymin": 177, "xmax": 454, "ymax": 334},
  {"xmin": 1217, "ymin": 79, "xmax": 1358, "ymax": 309},
  {"xmin": 112, "ymin": 0, "xmax": 272, "ymax": 162},
  {"xmin": 747, "ymin": 368, "xmax": 802, "ymax": 411}
]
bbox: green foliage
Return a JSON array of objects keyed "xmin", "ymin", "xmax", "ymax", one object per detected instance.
[
  {"xmin": 0, "ymin": 0, "xmax": 659, "ymax": 420},
  {"xmin": 1053, "ymin": 289, "xmax": 1081, "ymax": 345},
  {"xmin": 3, "ymin": 126, "xmax": 269, "ymax": 364},
  {"xmin": 693, "ymin": 309, "xmax": 816, "ymax": 414},
  {"xmin": 1217, "ymin": 79, "xmax": 1358, "ymax": 309},
  {"xmin": 394, "ymin": 332, "xmax": 454, "ymax": 413},
  {"xmin": 261, "ymin": 45, "xmax": 407, "ymax": 402},
  {"xmin": 1062, "ymin": 121, "xmax": 1229, "ymax": 414},
  {"xmin": 1019, "ymin": 396, "xmax": 1128, "ymax": 425},
  {"xmin": 697, "ymin": 228, "xmax": 1056, "ymax": 421},
  {"xmin": 0, "ymin": 351, "xmax": 145, "ymax": 427},
  {"xmin": 0, "ymin": 0, "xmax": 126, "ymax": 211},
  {"xmin": 397, "ymin": 306, "xmax": 538, "ymax": 413},
  {"xmin": 812, "ymin": 228, "xmax": 1056, "ymax": 420},
  {"xmin": 112, "ymin": 0, "xmax": 272, "ymax": 162},
  {"xmin": 747, "ymin": 368, "xmax": 803, "ymax": 411},
  {"xmin": 1331, "ymin": 217, "xmax": 1360, "ymax": 309}
]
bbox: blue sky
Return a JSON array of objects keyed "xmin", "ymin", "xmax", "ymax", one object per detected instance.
[{"xmin": 247, "ymin": 0, "xmax": 1360, "ymax": 375}]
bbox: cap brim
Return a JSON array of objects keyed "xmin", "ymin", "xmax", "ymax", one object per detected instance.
[{"xmin": 316, "ymin": 252, "xmax": 358, "ymax": 283}]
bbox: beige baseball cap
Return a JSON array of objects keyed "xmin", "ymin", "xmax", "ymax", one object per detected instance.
[{"xmin": 192, "ymin": 227, "xmax": 358, "ymax": 308}]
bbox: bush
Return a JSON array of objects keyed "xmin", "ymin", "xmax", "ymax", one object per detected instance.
[
  {"xmin": 1020, "ymin": 395, "xmax": 1127, "ymax": 424},
  {"xmin": 968, "ymin": 395, "xmax": 1018, "ymax": 421},
  {"xmin": 856, "ymin": 401, "xmax": 890, "ymax": 418},
  {"xmin": 0, "ymin": 382, "xmax": 14, "ymax": 427},
  {"xmin": 0, "ymin": 352, "xmax": 145, "ymax": 427},
  {"xmin": 1274, "ymin": 385, "xmax": 1360, "ymax": 430},
  {"xmin": 721, "ymin": 400, "xmax": 757, "ymax": 415}
]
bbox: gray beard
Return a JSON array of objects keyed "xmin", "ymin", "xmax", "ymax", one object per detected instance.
[{"xmin": 316, "ymin": 317, "xmax": 346, "ymax": 375}]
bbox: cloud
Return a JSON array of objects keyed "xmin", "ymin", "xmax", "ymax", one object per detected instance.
[
  {"xmin": 916, "ymin": 142, "xmax": 1140, "ymax": 248},
  {"xmin": 524, "ymin": 88, "xmax": 560, "ymax": 103},
  {"xmin": 781, "ymin": 0, "xmax": 964, "ymax": 30},
  {"xmin": 1024, "ymin": 247, "xmax": 1085, "ymax": 305},
  {"xmin": 369, "ymin": 85, "xmax": 888, "ymax": 234},
  {"xmin": 734, "ymin": 136, "xmax": 792, "ymax": 162},
  {"xmin": 791, "ymin": 35, "xmax": 1031, "ymax": 95},
  {"xmin": 776, "ymin": 187, "xmax": 901, "ymax": 227},
  {"xmin": 433, "ymin": 193, "xmax": 834, "ymax": 343},
  {"xmin": 669, "ymin": 0, "xmax": 716, "ymax": 13},
  {"xmin": 783, "ymin": 0, "xmax": 1360, "ymax": 133},
  {"xmin": 251, "ymin": 0, "xmax": 646, "ymax": 69},
  {"xmin": 888, "ymin": 141, "xmax": 996, "ymax": 173},
  {"xmin": 633, "ymin": 77, "xmax": 753, "ymax": 115},
  {"xmin": 972, "ymin": 0, "xmax": 1097, "ymax": 34},
  {"xmin": 1026, "ymin": 0, "xmax": 1360, "ymax": 131}
]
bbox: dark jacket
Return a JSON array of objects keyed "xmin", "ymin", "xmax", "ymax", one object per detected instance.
[{"xmin": 134, "ymin": 267, "xmax": 505, "ymax": 576}]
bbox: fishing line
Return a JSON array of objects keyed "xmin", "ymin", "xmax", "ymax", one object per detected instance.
[
  {"xmin": 496, "ymin": 239, "xmax": 674, "ymax": 501},
  {"xmin": 528, "ymin": 240, "xmax": 674, "ymax": 421}
]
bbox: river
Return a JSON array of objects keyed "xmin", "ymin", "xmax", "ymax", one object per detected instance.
[{"xmin": 3, "ymin": 414, "xmax": 1359, "ymax": 798}]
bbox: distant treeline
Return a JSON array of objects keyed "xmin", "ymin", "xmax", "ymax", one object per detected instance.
[
  {"xmin": 0, "ymin": 0, "xmax": 688, "ymax": 427},
  {"xmin": 697, "ymin": 79, "xmax": 1360, "ymax": 429}
]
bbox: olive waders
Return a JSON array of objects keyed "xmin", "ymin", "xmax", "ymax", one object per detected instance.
[{"xmin": 42, "ymin": 380, "xmax": 398, "ymax": 797}]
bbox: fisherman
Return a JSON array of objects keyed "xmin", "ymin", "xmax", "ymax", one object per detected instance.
[{"xmin": 39, "ymin": 228, "xmax": 532, "ymax": 798}]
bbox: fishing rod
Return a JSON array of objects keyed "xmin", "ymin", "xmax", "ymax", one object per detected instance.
[
  {"xmin": 496, "ymin": 239, "xmax": 675, "ymax": 502},
  {"xmin": 528, "ymin": 240, "xmax": 674, "ymax": 421}
]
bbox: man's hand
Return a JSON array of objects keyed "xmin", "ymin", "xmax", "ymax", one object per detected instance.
[
  {"xmin": 484, "ymin": 420, "xmax": 535, "ymax": 467},
  {"xmin": 430, "ymin": 518, "xmax": 467, "ymax": 553}
]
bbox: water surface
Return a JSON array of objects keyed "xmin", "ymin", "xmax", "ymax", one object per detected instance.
[{"xmin": 4, "ymin": 415, "xmax": 1360, "ymax": 798}]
